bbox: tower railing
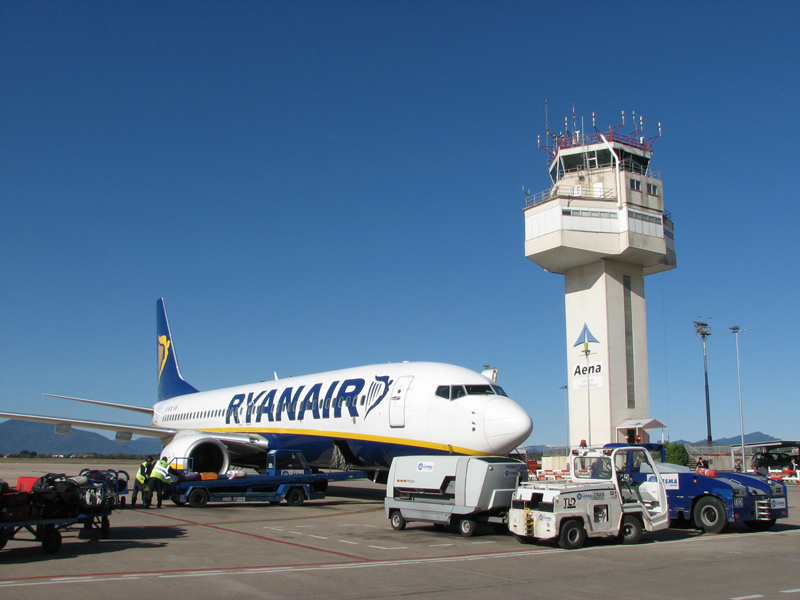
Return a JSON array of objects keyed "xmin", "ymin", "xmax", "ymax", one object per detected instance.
[{"xmin": 542, "ymin": 129, "xmax": 657, "ymax": 159}]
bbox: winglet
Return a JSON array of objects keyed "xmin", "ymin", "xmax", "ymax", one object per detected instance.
[{"xmin": 157, "ymin": 298, "xmax": 200, "ymax": 401}]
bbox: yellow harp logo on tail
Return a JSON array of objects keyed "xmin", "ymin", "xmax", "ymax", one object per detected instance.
[{"xmin": 158, "ymin": 335, "xmax": 171, "ymax": 383}]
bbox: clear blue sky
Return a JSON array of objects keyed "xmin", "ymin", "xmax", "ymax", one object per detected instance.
[{"xmin": 1, "ymin": 2, "xmax": 798, "ymax": 447}]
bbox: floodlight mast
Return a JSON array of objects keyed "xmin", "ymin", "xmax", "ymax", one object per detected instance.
[{"xmin": 694, "ymin": 320, "xmax": 713, "ymax": 445}]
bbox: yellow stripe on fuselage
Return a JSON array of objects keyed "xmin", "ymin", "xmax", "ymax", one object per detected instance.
[{"xmin": 189, "ymin": 426, "xmax": 493, "ymax": 456}]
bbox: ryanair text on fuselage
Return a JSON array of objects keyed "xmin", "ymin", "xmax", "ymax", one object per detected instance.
[{"xmin": 162, "ymin": 376, "xmax": 394, "ymax": 425}]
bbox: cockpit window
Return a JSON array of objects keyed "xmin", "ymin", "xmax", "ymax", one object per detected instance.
[
  {"xmin": 491, "ymin": 385, "xmax": 508, "ymax": 397},
  {"xmin": 464, "ymin": 385, "xmax": 492, "ymax": 395},
  {"xmin": 435, "ymin": 384, "xmax": 507, "ymax": 400}
]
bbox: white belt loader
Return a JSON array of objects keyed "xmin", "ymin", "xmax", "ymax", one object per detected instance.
[
  {"xmin": 508, "ymin": 446, "xmax": 669, "ymax": 549},
  {"xmin": 385, "ymin": 455, "xmax": 528, "ymax": 536}
]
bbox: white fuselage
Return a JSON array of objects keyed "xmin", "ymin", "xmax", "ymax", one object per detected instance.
[{"xmin": 152, "ymin": 361, "xmax": 532, "ymax": 469}]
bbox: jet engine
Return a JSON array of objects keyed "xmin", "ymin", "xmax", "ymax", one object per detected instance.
[{"xmin": 160, "ymin": 432, "xmax": 230, "ymax": 474}]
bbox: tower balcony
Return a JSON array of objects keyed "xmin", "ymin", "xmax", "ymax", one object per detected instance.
[{"xmin": 524, "ymin": 195, "xmax": 676, "ymax": 275}]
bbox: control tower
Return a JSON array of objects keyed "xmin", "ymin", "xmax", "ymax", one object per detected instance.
[{"xmin": 524, "ymin": 111, "xmax": 675, "ymax": 446}]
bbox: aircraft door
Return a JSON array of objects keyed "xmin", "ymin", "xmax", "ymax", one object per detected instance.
[{"xmin": 389, "ymin": 376, "xmax": 413, "ymax": 428}]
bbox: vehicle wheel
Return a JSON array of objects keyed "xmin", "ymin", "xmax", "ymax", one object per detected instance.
[
  {"xmin": 558, "ymin": 520, "xmax": 586, "ymax": 550},
  {"xmin": 171, "ymin": 495, "xmax": 186, "ymax": 506},
  {"xmin": 693, "ymin": 496, "xmax": 727, "ymax": 533},
  {"xmin": 745, "ymin": 519, "xmax": 776, "ymax": 531},
  {"xmin": 42, "ymin": 527, "xmax": 62, "ymax": 554},
  {"xmin": 101, "ymin": 516, "xmax": 110, "ymax": 539},
  {"xmin": 390, "ymin": 510, "xmax": 407, "ymax": 531},
  {"xmin": 188, "ymin": 488, "xmax": 210, "ymax": 508},
  {"xmin": 285, "ymin": 488, "xmax": 305, "ymax": 506},
  {"xmin": 0, "ymin": 530, "xmax": 8, "ymax": 551},
  {"xmin": 618, "ymin": 515, "xmax": 643, "ymax": 545},
  {"xmin": 459, "ymin": 518, "xmax": 477, "ymax": 537}
]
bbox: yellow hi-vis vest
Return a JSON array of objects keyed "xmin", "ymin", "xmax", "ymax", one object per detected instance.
[
  {"xmin": 135, "ymin": 461, "xmax": 150, "ymax": 484},
  {"xmin": 150, "ymin": 459, "xmax": 171, "ymax": 483}
]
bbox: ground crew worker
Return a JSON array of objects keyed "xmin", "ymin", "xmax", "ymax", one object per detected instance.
[
  {"xmin": 131, "ymin": 456, "xmax": 154, "ymax": 508},
  {"xmin": 147, "ymin": 456, "xmax": 172, "ymax": 508}
]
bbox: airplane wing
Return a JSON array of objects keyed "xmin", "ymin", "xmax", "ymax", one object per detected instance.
[
  {"xmin": 43, "ymin": 394, "xmax": 154, "ymax": 416},
  {"xmin": 0, "ymin": 411, "xmax": 177, "ymax": 442}
]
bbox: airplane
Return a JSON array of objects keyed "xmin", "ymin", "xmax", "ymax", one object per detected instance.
[{"xmin": 0, "ymin": 299, "xmax": 533, "ymax": 479}]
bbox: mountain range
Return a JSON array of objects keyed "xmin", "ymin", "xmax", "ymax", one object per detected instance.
[
  {"xmin": 0, "ymin": 420, "xmax": 162, "ymax": 455},
  {"xmin": 671, "ymin": 432, "xmax": 780, "ymax": 446},
  {"xmin": 0, "ymin": 418, "xmax": 783, "ymax": 456},
  {"xmin": 520, "ymin": 431, "xmax": 781, "ymax": 454}
]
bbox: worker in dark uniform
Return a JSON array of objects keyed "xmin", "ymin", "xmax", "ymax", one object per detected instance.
[{"xmin": 131, "ymin": 456, "xmax": 154, "ymax": 508}]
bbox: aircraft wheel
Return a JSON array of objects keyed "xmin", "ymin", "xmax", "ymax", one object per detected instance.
[
  {"xmin": 693, "ymin": 496, "xmax": 727, "ymax": 533},
  {"xmin": 459, "ymin": 518, "xmax": 477, "ymax": 537},
  {"xmin": 558, "ymin": 520, "xmax": 586, "ymax": 550},
  {"xmin": 285, "ymin": 488, "xmax": 305, "ymax": 506},
  {"xmin": 618, "ymin": 515, "xmax": 643, "ymax": 545},
  {"xmin": 188, "ymin": 488, "xmax": 209, "ymax": 508},
  {"xmin": 390, "ymin": 510, "xmax": 406, "ymax": 530}
]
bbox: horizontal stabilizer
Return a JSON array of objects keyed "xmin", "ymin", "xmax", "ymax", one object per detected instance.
[{"xmin": 44, "ymin": 394, "xmax": 154, "ymax": 416}]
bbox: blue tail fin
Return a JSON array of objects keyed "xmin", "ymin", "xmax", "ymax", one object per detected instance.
[{"xmin": 157, "ymin": 298, "xmax": 200, "ymax": 401}]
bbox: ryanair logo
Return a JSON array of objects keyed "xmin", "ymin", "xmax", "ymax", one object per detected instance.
[
  {"xmin": 157, "ymin": 335, "xmax": 171, "ymax": 383},
  {"xmin": 225, "ymin": 375, "xmax": 394, "ymax": 424}
]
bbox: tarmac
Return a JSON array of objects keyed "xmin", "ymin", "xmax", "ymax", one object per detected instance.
[{"xmin": 1, "ymin": 458, "xmax": 799, "ymax": 599}]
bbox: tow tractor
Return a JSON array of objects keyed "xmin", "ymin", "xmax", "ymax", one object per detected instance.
[
  {"xmin": 508, "ymin": 446, "xmax": 669, "ymax": 549},
  {"xmin": 167, "ymin": 449, "xmax": 364, "ymax": 507},
  {"xmin": 605, "ymin": 443, "xmax": 789, "ymax": 533}
]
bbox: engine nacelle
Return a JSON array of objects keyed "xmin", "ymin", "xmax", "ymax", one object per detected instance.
[{"xmin": 161, "ymin": 432, "xmax": 230, "ymax": 474}]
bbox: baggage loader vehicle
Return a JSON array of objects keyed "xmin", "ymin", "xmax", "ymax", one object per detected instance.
[{"xmin": 167, "ymin": 449, "xmax": 364, "ymax": 507}]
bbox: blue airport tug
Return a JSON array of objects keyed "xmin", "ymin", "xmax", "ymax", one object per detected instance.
[{"xmin": 606, "ymin": 443, "xmax": 788, "ymax": 533}]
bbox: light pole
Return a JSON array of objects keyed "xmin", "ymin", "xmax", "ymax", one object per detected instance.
[
  {"xmin": 727, "ymin": 326, "xmax": 748, "ymax": 469},
  {"xmin": 694, "ymin": 320, "xmax": 713, "ymax": 445},
  {"xmin": 582, "ymin": 346, "xmax": 593, "ymax": 446},
  {"xmin": 561, "ymin": 385, "xmax": 569, "ymax": 450}
]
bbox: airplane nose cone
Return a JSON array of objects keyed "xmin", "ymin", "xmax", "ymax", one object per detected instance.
[{"xmin": 483, "ymin": 397, "xmax": 533, "ymax": 454}]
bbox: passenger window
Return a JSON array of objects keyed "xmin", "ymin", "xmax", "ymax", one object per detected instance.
[{"xmin": 435, "ymin": 386, "xmax": 450, "ymax": 399}]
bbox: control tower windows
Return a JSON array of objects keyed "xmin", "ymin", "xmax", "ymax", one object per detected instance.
[
  {"xmin": 647, "ymin": 183, "xmax": 659, "ymax": 196},
  {"xmin": 630, "ymin": 179, "xmax": 642, "ymax": 192}
]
